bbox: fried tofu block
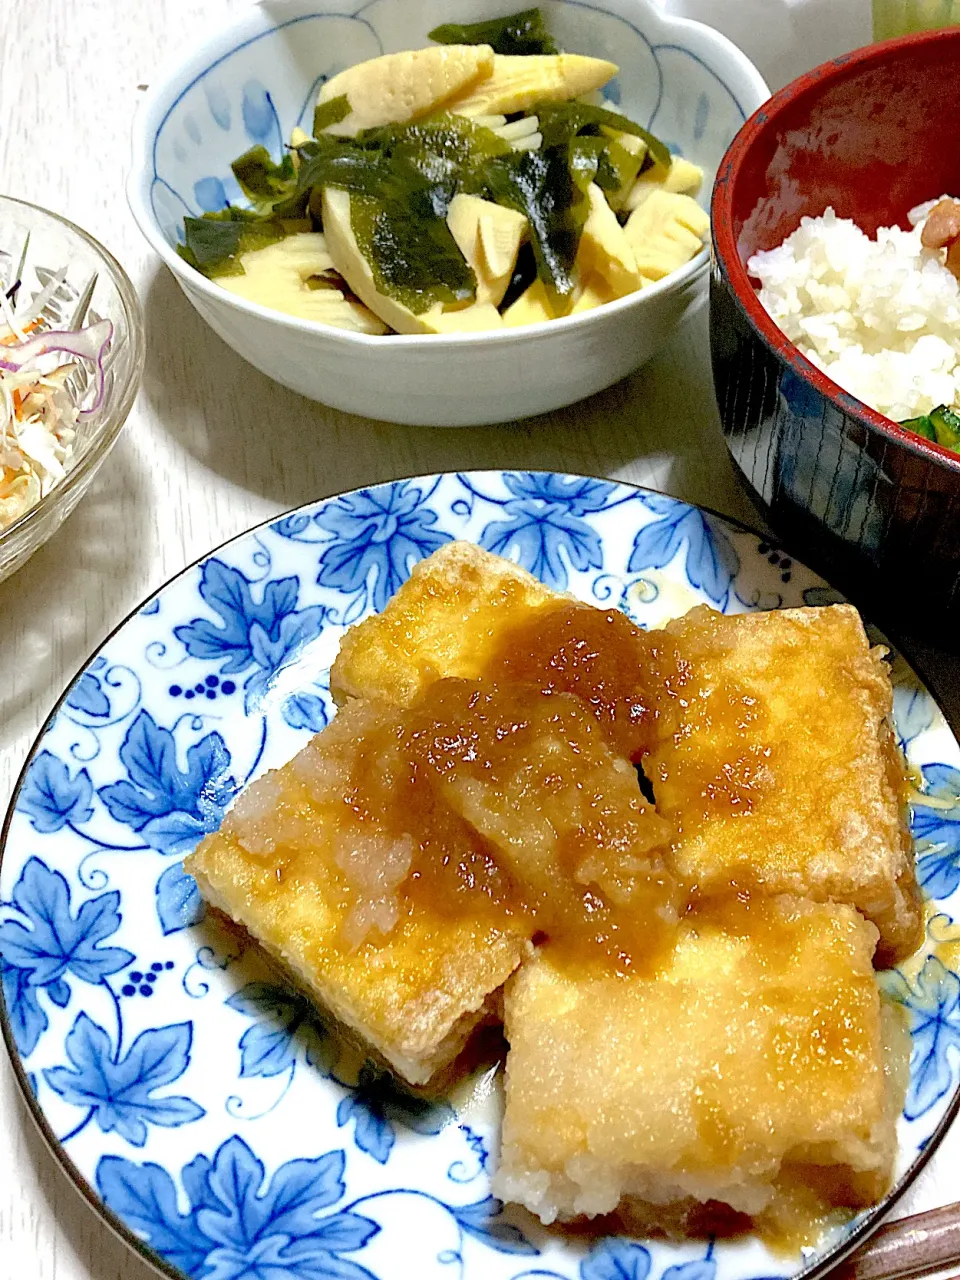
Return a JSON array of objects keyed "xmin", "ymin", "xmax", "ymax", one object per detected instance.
[
  {"xmin": 646, "ymin": 605, "xmax": 921, "ymax": 966},
  {"xmin": 495, "ymin": 896, "xmax": 906, "ymax": 1231},
  {"xmin": 185, "ymin": 699, "xmax": 530, "ymax": 1086},
  {"xmin": 330, "ymin": 540, "xmax": 667, "ymax": 760},
  {"xmin": 330, "ymin": 541, "xmax": 561, "ymax": 707}
]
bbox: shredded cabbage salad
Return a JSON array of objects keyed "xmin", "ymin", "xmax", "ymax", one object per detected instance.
[{"xmin": 0, "ymin": 249, "xmax": 113, "ymax": 532}]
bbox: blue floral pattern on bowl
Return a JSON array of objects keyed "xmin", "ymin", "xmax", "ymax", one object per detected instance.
[
  {"xmin": 2, "ymin": 472, "xmax": 959, "ymax": 1280},
  {"xmin": 143, "ymin": 0, "xmax": 752, "ymax": 251}
]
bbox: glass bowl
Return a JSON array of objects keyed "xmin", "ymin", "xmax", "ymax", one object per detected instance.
[{"xmin": 0, "ymin": 195, "xmax": 144, "ymax": 582}]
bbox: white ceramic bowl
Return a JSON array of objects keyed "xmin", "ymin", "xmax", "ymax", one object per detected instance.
[{"xmin": 128, "ymin": 0, "xmax": 767, "ymax": 426}]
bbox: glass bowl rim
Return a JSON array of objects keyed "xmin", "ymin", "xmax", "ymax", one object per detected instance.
[{"xmin": 0, "ymin": 193, "xmax": 145, "ymax": 552}]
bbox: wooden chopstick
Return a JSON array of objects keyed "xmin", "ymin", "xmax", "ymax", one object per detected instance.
[{"xmin": 829, "ymin": 1202, "xmax": 960, "ymax": 1280}]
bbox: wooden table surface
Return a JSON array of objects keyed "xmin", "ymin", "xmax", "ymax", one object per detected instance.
[{"xmin": 1, "ymin": 2, "xmax": 957, "ymax": 1277}]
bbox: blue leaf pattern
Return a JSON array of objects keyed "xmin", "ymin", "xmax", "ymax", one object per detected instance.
[
  {"xmin": 282, "ymin": 692, "xmax": 328, "ymax": 733},
  {"xmin": 98, "ymin": 711, "xmax": 235, "ymax": 853},
  {"xmin": 311, "ymin": 482, "xmax": 452, "ymax": 613},
  {"xmin": 911, "ymin": 763, "xmax": 960, "ymax": 898},
  {"xmin": 1, "ymin": 957, "xmax": 48, "ymax": 1057},
  {"xmin": 226, "ymin": 982, "xmax": 335, "ymax": 1079},
  {"xmin": 450, "ymin": 1196, "xmax": 537, "ymax": 1255},
  {"xmin": 174, "ymin": 560, "xmax": 326, "ymax": 711},
  {"xmin": 156, "ymin": 863, "xmax": 206, "ymax": 935},
  {"xmin": 0, "ymin": 857, "xmax": 133, "ymax": 987},
  {"xmin": 44, "ymin": 1013, "xmax": 205, "ymax": 1146},
  {"xmin": 334, "ymin": 1064, "xmax": 453, "ymax": 1165},
  {"xmin": 885, "ymin": 956, "xmax": 960, "ymax": 1119},
  {"xmin": 582, "ymin": 1239, "xmax": 652, "ymax": 1280},
  {"xmin": 17, "ymin": 751, "xmax": 95, "ymax": 833},
  {"xmin": 65, "ymin": 671, "xmax": 111, "ymax": 717},
  {"xmin": 96, "ymin": 1157, "xmax": 212, "ymax": 1276},
  {"xmin": 628, "ymin": 506, "xmax": 739, "ymax": 604},
  {"xmin": 474, "ymin": 473, "xmax": 616, "ymax": 590},
  {"xmin": 893, "ymin": 685, "xmax": 935, "ymax": 750},
  {"xmin": 99, "ymin": 1135, "xmax": 378, "ymax": 1280}
]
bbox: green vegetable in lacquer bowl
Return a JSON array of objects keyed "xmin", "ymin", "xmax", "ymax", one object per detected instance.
[{"xmin": 174, "ymin": 7, "xmax": 712, "ymax": 336}]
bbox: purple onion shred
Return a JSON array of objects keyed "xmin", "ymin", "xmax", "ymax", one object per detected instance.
[{"xmin": 0, "ymin": 317, "xmax": 114, "ymax": 418}]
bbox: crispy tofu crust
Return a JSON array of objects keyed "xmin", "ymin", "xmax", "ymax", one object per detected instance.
[
  {"xmin": 495, "ymin": 896, "xmax": 906, "ymax": 1229},
  {"xmin": 330, "ymin": 540, "xmax": 562, "ymax": 707},
  {"xmin": 646, "ymin": 605, "xmax": 921, "ymax": 966},
  {"xmin": 185, "ymin": 699, "xmax": 529, "ymax": 1086}
]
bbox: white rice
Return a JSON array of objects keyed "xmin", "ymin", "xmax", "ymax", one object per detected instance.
[{"xmin": 748, "ymin": 198, "xmax": 960, "ymax": 421}]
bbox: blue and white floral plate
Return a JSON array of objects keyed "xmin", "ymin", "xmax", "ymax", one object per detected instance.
[{"xmin": 2, "ymin": 472, "xmax": 959, "ymax": 1280}]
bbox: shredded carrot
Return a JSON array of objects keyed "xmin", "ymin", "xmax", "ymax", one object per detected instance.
[
  {"xmin": 12, "ymin": 388, "xmax": 25, "ymax": 416},
  {"xmin": 0, "ymin": 319, "xmax": 41, "ymax": 347}
]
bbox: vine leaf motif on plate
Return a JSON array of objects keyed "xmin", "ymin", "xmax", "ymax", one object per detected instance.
[
  {"xmin": 0, "ymin": 857, "xmax": 133, "ymax": 1057},
  {"xmin": 911, "ymin": 763, "xmax": 960, "ymax": 898},
  {"xmin": 225, "ymin": 982, "xmax": 453, "ymax": 1162},
  {"xmin": 44, "ymin": 1013, "xmax": 205, "ymax": 1146},
  {"xmin": 893, "ymin": 684, "xmax": 936, "ymax": 753},
  {"xmin": 884, "ymin": 953, "xmax": 960, "ymax": 1120},
  {"xmin": 227, "ymin": 981, "xmax": 337, "ymax": 1082},
  {"xmin": 518, "ymin": 1234, "xmax": 718, "ymax": 1280},
  {"xmin": 335, "ymin": 1062, "xmax": 454, "ymax": 1165},
  {"xmin": 174, "ymin": 559, "xmax": 327, "ymax": 714},
  {"xmin": 65, "ymin": 667, "xmax": 111, "ymax": 718},
  {"xmin": 458, "ymin": 473, "xmax": 622, "ymax": 591},
  {"xmin": 17, "ymin": 751, "xmax": 95, "ymax": 834},
  {"xmin": 98, "ymin": 710, "xmax": 236, "ymax": 856},
  {"xmin": 98, "ymin": 1136, "xmax": 379, "ymax": 1280},
  {"xmin": 628, "ymin": 494, "xmax": 740, "ymax": 606},
  {"xmin": 156, "ymin": 862, "xmax": 206, "ymax": 936},
  {"xmin": 273, "ymin": 479, "xmax": 453, "ymax": 616}
]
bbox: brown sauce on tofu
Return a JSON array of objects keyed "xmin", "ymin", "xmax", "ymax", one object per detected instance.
[
  {"xmin": 341, "ymin": 677, "xmax": 679, "ymax": 973},
  {"xmin": 484, "ymin": 601, "xmax": 680, "ymax": 761}
]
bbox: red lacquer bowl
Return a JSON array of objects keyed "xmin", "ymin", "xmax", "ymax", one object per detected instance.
[{"xmin": 710, "ymin": 29, "xmax": 960, "ymax": 646}]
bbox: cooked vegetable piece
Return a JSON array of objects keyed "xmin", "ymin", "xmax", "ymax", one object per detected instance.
[
  {"xmin": 624, "ymin": 189, "xmax": 708, "ymax": 279},
  {"xmin": 216, "ymin": 232, "xmax": 389, "ymax": 332},
  {"xmin": 299, "ymin": 114, "xmax": 517, "ymax": 313},
  {"xmin": 900, "ymin": 413, "xmax": 937, "ymax": 441},
  {"xmin": 323, "ymin": 187, "xmax": 480, "ymax": 330},
  {"xmin": 537, "ymin": 101, "xmax": 671, "ymax": 170},
  {"xmin": 428, "ymin": 302, "xmax": 504, "ymax": 332},
  {"xmin": 597, "ymin": 135, "xmax": 646, "ymax": 210},
  {"xmin": 477, "ymin": 146, "xmax": 587, "ymax": 297},
  {"xmin": 446, "ymin": 193, "xmax": 527, "ymax": 306},
  {"xmin": 625, "ymin": 155, "xmax": 703, "ymax": 211},
  {"xmin": 570, "ymin": 272, "xmax": 618, "ymax": 312},
  {"xmin": 231, "ymin": 145, "xmax": 298, "ymax": 206},
  {"xmin": 316, "ymin": 45, "xmax": 496, "ymax": 136},
  {"xmin": 502, "ymin": 277, "xmax": 571, "ymax": 325},
  {"xmin": 429, "ymin": 8, "xmax": 559, "ymax": 56},
  {"xmin": 578, "ymin": 183, "xmax": 645, "ymax": 296},
  {"xmin": 931, "ymin": 405, "xmax": 960, "ymax": 450},
  {"xmin": 313, "ymin": 94, "xmax": 351, "ymax": 136},
  {"xmin": 446, "ymin": 53, "xmax": 617, "ymax": 117},
  {"xmin": 178, "ymin": 211, "xmax": 299, "ymax": 277}
]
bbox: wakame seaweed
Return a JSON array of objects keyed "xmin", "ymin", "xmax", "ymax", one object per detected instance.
[
  {"xmin": 296, "ymin": 115, "xmax": 515, "ymax": 311},
  {"xmin": 535, "ymin": 101, "xmax": 671, "ymax": 170},
  {"xmin": 428, "ymin": 7, "xmax": 559, "ymax": 56},
  {"xmin": 476, "ymin": 146, "xmax": 587, "ymax": 297},
  {"xmin": 178, "ymin": 43, "xmax": 677, "ymax": 303},
  {"xmin": 313, "ymin": 93, "xmax": 351, "ymax": 136},
  {"xmin": 177, "ymin": 210, "xmax": 295, "ymax": 276},
  {"xmin": 231, "ymin": 146, "xmax": 298, "ymax": 205}
]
